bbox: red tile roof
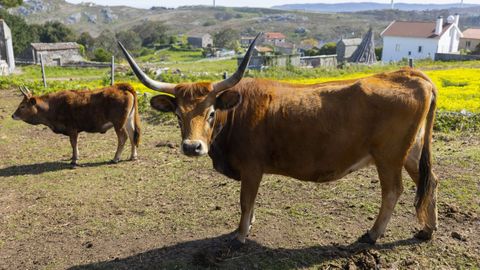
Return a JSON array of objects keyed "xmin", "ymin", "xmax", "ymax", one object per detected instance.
[
  {"xmin": 265, "ymin": 32, "xmax": 286, "ymax": 39},
  {"xmin": 381, "ymin": 21, "xmax": 453, "ymax": 38},
  {"xmin": 462, "ymin": 28, "xmax": 480, "ymax": 40}
]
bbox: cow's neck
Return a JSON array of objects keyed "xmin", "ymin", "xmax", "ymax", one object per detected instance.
[{"xmin": 208, "ymin": 109, "xmax": 241, "ymax": 180}]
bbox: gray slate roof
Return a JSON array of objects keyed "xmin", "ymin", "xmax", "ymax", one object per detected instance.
[
  {"xmin": 31, "ymin": 42, "xmax": 80, "ymax": 51},
  {"xmin": 339, "ymin": 38, "xmax": 362, "ymax": 46}
]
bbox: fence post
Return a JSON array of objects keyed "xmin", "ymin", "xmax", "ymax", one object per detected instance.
[
  {"xmin": 408, "ymin": 58, "xmax": 414, "ymax": 68},
  {"xmin": 223, "ymin": 71, "xmax": 228, "ymax": 79},
  {"xmin": 111, "ymin": 55, "xmax": 115, "ymax": 86},
  {"xmin": 40, "ymin": 54, "xmax": 47, "ymax": 88}
]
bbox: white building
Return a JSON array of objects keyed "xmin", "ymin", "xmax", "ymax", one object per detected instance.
[{"xmin": 381, "ymin": 15, "xmax": 462, "ymax": 62}]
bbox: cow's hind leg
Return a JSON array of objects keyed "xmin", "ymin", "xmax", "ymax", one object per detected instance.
[
  {"xmin": 359, "ymin": 161, "xmax": 403, "ymax": 244},
  {"xmin": 404, "ymin": 142, "xmax": 438, "ymax": 240},
  {"xmin": 69, "ymin": 132, "xmax": 79, "ymax": 166},
  {"xmin": 112, "ymin": 127, "xmax": 128, "ymax": 163},
  {"xmin": 125, "ymin": 109, "xmax": 138, "ymax": 161}
]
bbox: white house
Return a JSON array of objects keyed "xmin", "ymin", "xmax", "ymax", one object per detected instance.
[{"xmin": 381, "ymin": 15, "xmax": 463, "ymax": 62}]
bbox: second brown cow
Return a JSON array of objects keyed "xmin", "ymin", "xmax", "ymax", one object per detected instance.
[{"xmin": 12, "ymin": 83, "xmax": 141, "ymax": 166}]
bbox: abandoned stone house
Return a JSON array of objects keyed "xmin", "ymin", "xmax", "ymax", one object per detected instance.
[
  {"xmin": 187, "ymin": 34, "xmax": 213, "ymax": 48},
  {"xmin": 0, "ymin": 20, "xmax": 15, "ymax": 75},
  {"xmin": 336, "ymin": 38, "xmax": 362, "ymax": 63},
  {"xmin": 29, "ymin": 42, "xmax": 84, "ymax": 66}
]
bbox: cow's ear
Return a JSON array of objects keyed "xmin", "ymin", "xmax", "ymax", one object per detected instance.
[
  {"xmin": 215, "ymin": 90, "xmax": 241, "ymax": 111},
  {"xmin": 150, "ymin": 95, "xmax": 176, "ymax": 112},
  {"xmin": 28, "ymin": 97, "xmax": 37, "ymax": 106}
]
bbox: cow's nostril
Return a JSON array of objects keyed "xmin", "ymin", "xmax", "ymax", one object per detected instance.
[{"xmin": 195, "ymin": 143, "xmax": 202, "ymax": 152}]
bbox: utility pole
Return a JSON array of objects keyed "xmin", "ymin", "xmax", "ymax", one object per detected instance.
[
  {"xmin": 461, "ymin": 0, "xmax": 464, "ymax": 8},
  {"xmin": 391, "ymin": 0, "xmax": 394, "ymax": 9},
  {"xmin": 213, "ymin": 0, "xmax": 215, "ymax": 7}
]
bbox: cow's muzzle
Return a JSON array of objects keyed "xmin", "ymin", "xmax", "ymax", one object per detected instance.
[
  {"xmin": 11, "ymin": 114, "xmax": 19, "ymax": 120},
  {"xmin": 182, "ymin": 139, "xmax": 208, "ymax": 157}
]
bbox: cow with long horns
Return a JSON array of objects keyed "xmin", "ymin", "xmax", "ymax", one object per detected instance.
[
  {"xmin": 12, "ymin": 83, "xmax": 141, "ymax": 166},
  {"xmin": 119, "ymin": 33, "xmax": 438, "ymax": 246}
]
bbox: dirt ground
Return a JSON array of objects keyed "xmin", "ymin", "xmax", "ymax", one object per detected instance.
[{"xmin": 0, "ymin": 88, "xmax": 479, "ymax": 269}]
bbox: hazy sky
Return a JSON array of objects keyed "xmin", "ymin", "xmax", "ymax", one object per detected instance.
[{"xmin": 65, "ymin": 0, "xmax": 480, "ymax": 9}]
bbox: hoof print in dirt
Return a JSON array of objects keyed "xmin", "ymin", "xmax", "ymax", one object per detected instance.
[
  {"xmin": 357, "ymin": 232, "xmax": 376, "ymax": 245},
  {"xmin": 414, "ymin": 230, "xmax": 433, "ymax": 241},
  {"xmin": 346, "ymin": 250, "xmax": 382, "ymax": 270},
  {"xmin": 451, "ymin": 231, "xmax": 467, "ymax": 242}
]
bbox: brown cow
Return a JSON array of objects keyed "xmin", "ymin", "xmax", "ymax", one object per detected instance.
[
  {"xmin": 119, "ymin": 34, "xmax": 438, "ymax": 246},
  {"xmin": 12, "ymin": 83, "xmax": 141, "ymax": 166}
]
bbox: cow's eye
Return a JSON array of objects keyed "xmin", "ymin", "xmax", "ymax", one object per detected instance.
[{"xmin": 209, "ymin": 111, "xmax": 215, "ymax": 119}]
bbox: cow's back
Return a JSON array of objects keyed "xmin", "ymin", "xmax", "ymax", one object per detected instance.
[
  {"xmin": 225, "ymin": 70, "xmax": 433, "ymax": 182},
  {"xmin": 46, "ymin": 86, "xmax": 134, "ymax": 134}
]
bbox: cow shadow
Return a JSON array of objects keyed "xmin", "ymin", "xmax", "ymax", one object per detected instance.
[
  {"xmin": 68, "ymin": 232, "xmax": 424, "ymax": 270},
  {"xmin": 0, "ymin": 160, "xmax": 112, "ymax": 177}
]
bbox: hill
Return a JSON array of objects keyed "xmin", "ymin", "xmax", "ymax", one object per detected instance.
[
  {"xmin": 9, "ymin": 0, "xmax": 480, "ymax": 44},
  {"xmin": 273, "ymin": 2, "xmax": 480, "ymax": 12}
]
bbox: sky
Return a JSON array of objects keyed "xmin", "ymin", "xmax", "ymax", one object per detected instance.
[{"xmin": 65, "ymin": 0, "xmax": 480, "ymax": 9}]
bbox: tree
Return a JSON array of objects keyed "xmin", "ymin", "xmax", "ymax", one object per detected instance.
[
  {"xmin": 94, "ymin": 30, "xmax": 117, "ymax": 56},
  {"xmin": 214, "ymin": 28, "xmax": 240, "ymax": 50},
  {"xmin": 116, "ymin": 30, "xmax": 142, "ymax": 52},
  {"xmin": 0, "ymin": 0, "xmax": 22, "ymax": 8},
  {"xmin": 0, "ymin": 9, "xmax": 38, "ymax": 55},
  {"xmin": 132, "ymin": 21, "xmax": 169, "ymax": 47},
  {"xmin": 38, "ymin": 21, "xmax": 76, "ymax": 43},
  {"xmin": 318, "ymin": 42, "xmax": 337, "ymax": 55},
  {"xmin": 77, "ymin": 32, "xmax": 95, "ymax": 50}
]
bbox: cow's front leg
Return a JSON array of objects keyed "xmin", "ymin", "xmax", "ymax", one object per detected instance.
[
  {"xmin": 69, "ymin": 132, "xmax": 79, "ymax": 166},
  {"xmin": 236, "ymin": 170, "xmax": 262, "ymax": 244}
]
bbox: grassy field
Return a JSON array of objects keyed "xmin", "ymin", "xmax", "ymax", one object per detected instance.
[{"xmin": 0, "ymin": 87, "xmax": 479, "ymax": 269}]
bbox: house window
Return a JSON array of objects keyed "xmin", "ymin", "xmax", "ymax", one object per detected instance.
[
  {"xmin": 466, "ymin": 41, "xmax": 471, "ymax": 48},
  {"xmin": 395, "ymin": 44, "xmax": 401, "ymax": 52},
  {"xmin": 408, "ymin": 51, "xmax": 412, "ymax": 56},
  {"xmin": 418, "ymin": 46, "xmax": 423, "ymax": 53}
]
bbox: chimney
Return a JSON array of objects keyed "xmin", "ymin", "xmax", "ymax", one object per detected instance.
[
  {"xmin": 435, "ymin": 16, "xmax": 443, "ymax": 35},
  {"xmin": 454, "ymin": 13, "xmax": 460, "ymax": 25}
]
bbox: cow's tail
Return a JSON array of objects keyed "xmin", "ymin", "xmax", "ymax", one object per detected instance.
[
  {"xmin": 415, "ymin": 81, "xmax": 437, "ymax": 227},
  {"xmin": 117, "ymin": 83, "xmax": 141, "ymax": 147}
]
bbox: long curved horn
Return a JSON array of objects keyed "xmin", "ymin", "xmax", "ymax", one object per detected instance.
[
  {"xmin": 212, "ymin": 32, "xmax": 262, "ymax": 94},
  {"xmin": 118, "ymin": 41, "xmax": 176, "ymax": 95},
  {"xmin": 19, "ymin": 86, "xmax": 30, "ymax": 98}
]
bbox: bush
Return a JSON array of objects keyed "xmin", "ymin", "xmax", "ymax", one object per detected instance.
[
  {"xmin": 93, "ymin": 48, "xmax": 112, "ymax": 62},
  {"xmin": 435, "ymin": 111, "xmax": 480, "ymax": 132}
]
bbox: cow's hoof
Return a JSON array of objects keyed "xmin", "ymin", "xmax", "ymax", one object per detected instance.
[
  {"xmin": 227, "ymin": 238, "xmax": 244, "ymax": 252},
  {"xmin": 414, "ymin": 229, "xmax": 433, "ymax": 241},
  {"xmin": 129, "ymin": 156, "xmax": 138, "ymax": 161},
  {"xmin": 70, "ymin": 161, "xmax": 78, "ymax": 167},
  {"xmin": 110, "ymin": 159, "xmax": 120, "ymax": 164},
  {"xmin": 357, "ymin": 231, "xmax": 376, "ymax": 245}
]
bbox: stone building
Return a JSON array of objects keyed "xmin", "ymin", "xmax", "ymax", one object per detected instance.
[
  {"xmin": 187, "ymin": 34, "xmax": 213, "ymax": 48},
  {"xmin": 30, "ymin": 42, "xmax": 83, "ymax": 66},
  {"xmin": 0, "ymin": 20, "xmax": 15, "ymax": 75},
  {"xmin": 336, "ymin": 38, "xmax": 362, "ymax": 63}
]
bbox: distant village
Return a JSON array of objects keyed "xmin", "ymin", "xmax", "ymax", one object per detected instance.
[{"xmin": 1, "ymin": 12, "xmax": 480, "ymax": 75}]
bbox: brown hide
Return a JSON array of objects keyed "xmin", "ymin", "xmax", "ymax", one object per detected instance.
[
  {"xmin": 13, "ymin": 83, "xmax": 137, "ymax": 136},
  {"xmin": 204, "ymin": 68, "xmax": 435, "ymax": 183},
  {"xmin": 13, "ymin": 83, "xmax": 141, "ymax": 164}
]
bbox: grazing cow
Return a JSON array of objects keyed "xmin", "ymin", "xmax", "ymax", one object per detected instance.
[
  {"xmin": 119, "ymin": 34, "xmax": 438, "ymax": 246},
  {"xmin": 12, "ymin": 83, "xmax": 141, "ymax": 166}
]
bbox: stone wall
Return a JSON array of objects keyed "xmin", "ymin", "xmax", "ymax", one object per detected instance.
[
  {"xmin": 301, "ymin": 55, "xmax": 337, "ymax": 68},
  {"xmin": 434, "ymin": 53, "xmax": 480, "ymax": 61}
]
